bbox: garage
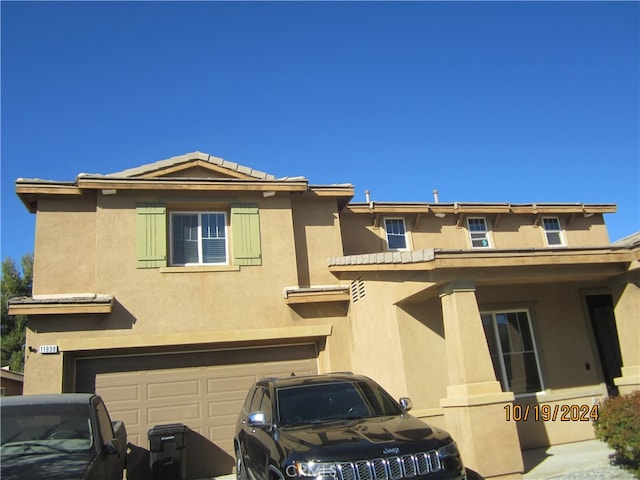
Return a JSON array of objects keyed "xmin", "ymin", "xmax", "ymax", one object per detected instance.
[{"xmin": 75, "ymin": 344, "xmax": 318, "ymax": 477}]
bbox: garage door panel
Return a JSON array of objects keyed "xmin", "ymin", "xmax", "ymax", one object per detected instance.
[
  {"xmin": 207, "ymin": 374, "xmax": 256, "ymax": 396},
  {"xmin": 209, "ymin": 400, "xmax": 243, "ymax": 417},
  {"xmin": 98, "ymin": 384, "xmax": 140, "ymax": 402},
  {"xmin": 77, "ymin": 344, "xmax": 318, "ymax": 478},
  {"xmin": 148, "ymin": 403, "xmax": 201, "ymax": 424},
  {"xmin": 114, "ymin": 408, "xmax": 140, "ymax": 429},
  {"xmin": 147, "ymin": 378, "xmax": 201, "ymax": 398}
]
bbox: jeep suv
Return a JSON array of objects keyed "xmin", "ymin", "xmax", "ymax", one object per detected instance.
[{"xmin": 234, "ymin": 373, "xmax": 466, "ymax": 480}]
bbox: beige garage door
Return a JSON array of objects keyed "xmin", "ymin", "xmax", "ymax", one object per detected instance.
[{"xmin": 75, "ymin": 344, "xmax": 318, "ymax": 478}]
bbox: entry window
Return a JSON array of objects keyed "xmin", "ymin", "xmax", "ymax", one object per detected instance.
[
  {"xmin": 384, "ymin": 218, "xmax": 408, "ymax": 250},
  {"xmin": 481, "ymin": 310, "xmax": 543, "ymax": 395},
  {"xmin": 170, "ymin": 212, "xmax": 228, "ymax": 265},
  {"xmin": 468, "ymin": 217, "xmax": 490, "ymax": 248},
  {"xmin": 542, "ymin": 217, "xmax": 564, "ymax": 246}
]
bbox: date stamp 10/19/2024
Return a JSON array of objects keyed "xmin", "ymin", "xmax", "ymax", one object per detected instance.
[{"xmin": 505, "ymin": 404, "xmax": 599, "ymax": 422}]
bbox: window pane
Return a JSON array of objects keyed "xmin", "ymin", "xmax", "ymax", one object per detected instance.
[
  {"xmin": 202, "ymin": 213, "xmax": 225, "ymax": 239},
  {"xmin": 172, "ymin": 214, "xmax": 198, "ymax": 265},
  {"xmin": 543, "ymin": 218, "xmax": 563, "ymax": 246},
  {"xmin": 468, "ymin": 218, "xmax": 489, "ymax": 247},
  {"xmin": 496, "ymin": 314, "xmax": 511, "ymax": 353},
  {"xmin": 506, "ymin": 312, "xmax": 525, "ymax": 352},
  {"xmin": 543, "ymin": 218, "xmax": 560, "ymax": 230},
  {"xmin": 201, "ymin": 213, "xmax": 227, "ymax": 264},
  {"xmin": 385, "ymin": 219, "xmax": 407, "ymax": 249},
  {"xmin": 487, "ymin": 310, "xmax": 542, "ymax": 394},
  {"xmin": 202, "ymin": 238, "xmax": 226, "ymax": 263},
  {"xmin": 471, "ymin": 233, "xmax": 490, "ymax": 248},
  {"xmin": 546, "ymin": 232, "xmax": 562, "ymax": 245},
  {"xmin": 388, "ymin": 235, "xmax": 407, "ymax": 249},
  {"xmin": 504, "ymin": 352, "xmax": 541, "ymax": 394},
  {"xmin": 468, "ymin": 218, "xmax": 487, "ymax": 232},
  {"xmin": 482, "ymin": 314, "xmax": 505, "ymax": 389}
]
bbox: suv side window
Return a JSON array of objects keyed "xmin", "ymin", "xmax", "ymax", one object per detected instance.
[
  {"xmin": 357, "ymin": 381, "xmax": 403, "ymax": 416},
  {"xmin": 249, "ymin": 387, "xmax": 264, "ymax": 414},
  {"xmin": 248, "ymin": 386, "xmax": 272, "ymax": 423},
  {"xmin": 243, "ymin": 387, "xmax": 257, "ymax": 414},
  {"xmin": 259, "ymin": 389, "xmax": 272, "ymax": 424}
]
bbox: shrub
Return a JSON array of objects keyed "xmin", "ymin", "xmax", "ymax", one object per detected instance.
[{"xmin": 593, "ymin": 391, "xmax": 640, "ymax": 474}]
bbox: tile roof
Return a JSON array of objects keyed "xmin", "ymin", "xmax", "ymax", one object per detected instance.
[{"xmin": 105, "ymin": 151, "xmax": 282, "ymax": 180}]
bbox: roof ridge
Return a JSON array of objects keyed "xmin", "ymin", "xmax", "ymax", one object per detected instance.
[{"xmin": 105, "ymin": 151, "xmax": 278, "ymax": 180}]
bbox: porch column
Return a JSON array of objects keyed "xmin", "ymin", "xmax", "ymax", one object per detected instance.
[
  {"xmin": 439, "ymin": 281, "xmax": 523, "ymax": 480},
  {"xmin": 610, "ymin": 268, "xmax": 640, "ymax": 395}
]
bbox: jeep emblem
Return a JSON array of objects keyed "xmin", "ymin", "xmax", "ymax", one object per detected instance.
[{"xmin": 383, "ymin": 447, "xmax": 400, "ymax": 455}]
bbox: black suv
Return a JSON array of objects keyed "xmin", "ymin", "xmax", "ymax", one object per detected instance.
[{"xmin": 234, "ymin": 373, "xmax": 466, "ymax": 480}]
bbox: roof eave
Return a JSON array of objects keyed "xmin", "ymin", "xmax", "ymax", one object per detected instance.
[
  {"xmin": 345, "ymin": 202, "xmax": 617, "ymax": 215},
  {"xmin": 8, "ymin": 295, "xmax": 114, "ymax": 316}
]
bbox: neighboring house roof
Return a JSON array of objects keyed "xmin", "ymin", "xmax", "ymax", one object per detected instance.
[
  {"xmin": 613, "ymin": 232, "xmax": 640, "ymax": 248},
  {"xmin": 1, "ymin": 366, "xmax": 24, "ymax": 384}
]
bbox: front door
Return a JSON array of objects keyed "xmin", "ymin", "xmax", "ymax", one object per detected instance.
[{"xmin": 586, "ymin": 294, "xmax": 623, "ymax": 395}]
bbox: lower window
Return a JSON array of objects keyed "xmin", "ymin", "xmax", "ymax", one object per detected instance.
[{"xmin": 481, "ymin": 310, "xmax": 543, "ymax": 394}]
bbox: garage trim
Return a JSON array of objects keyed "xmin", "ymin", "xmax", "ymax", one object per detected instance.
[{"xmin": 57, "ymin": 324, "xmax": 332, "ymax": 352}]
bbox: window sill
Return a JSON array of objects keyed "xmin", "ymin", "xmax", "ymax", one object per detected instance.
[{"xmin": 160, "ymin": 265, "xmax": 241, "ymax": 274}]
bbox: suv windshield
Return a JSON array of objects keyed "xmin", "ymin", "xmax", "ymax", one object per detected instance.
[{"xmin": 277, "ymin": 380, "xmax": 403, "ymax": 426}]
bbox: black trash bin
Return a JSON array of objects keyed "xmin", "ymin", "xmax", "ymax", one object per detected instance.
[{"xmin": 148, "ymin": 423, "xmax": 188, "ymax": 480}]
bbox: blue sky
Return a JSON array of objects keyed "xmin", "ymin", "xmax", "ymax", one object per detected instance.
[{"xmin": 2, "ymin": 1, "xmax": 638, "ymax": 264}]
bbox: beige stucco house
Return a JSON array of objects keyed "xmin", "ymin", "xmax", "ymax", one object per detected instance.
[{"xmin": 10, "ymin": 151, "xmax": 640, "ymax": 480}]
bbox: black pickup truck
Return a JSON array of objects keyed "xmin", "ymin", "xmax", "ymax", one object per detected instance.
[{"xmin": 0, "ymin": 393, "xmax": 127, "ymax": 480}]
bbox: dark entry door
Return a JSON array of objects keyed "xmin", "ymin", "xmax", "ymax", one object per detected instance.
[{"xmin": 586, "ymin": 294, "xmax": 623, "ymax": 395}]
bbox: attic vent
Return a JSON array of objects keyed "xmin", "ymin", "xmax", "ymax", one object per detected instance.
[{"xmin": 350, "ymin": 277, "xmax": 366, "ymax": 303}]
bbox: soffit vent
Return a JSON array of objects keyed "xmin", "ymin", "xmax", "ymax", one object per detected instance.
[{"xmin": 350, "ymin": 277, "xmax": 366, "ymax": 303}]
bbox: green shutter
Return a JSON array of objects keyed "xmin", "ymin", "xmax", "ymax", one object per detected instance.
[
  {"xmin": 136, "ymin": 203, "xmax": 167, "ymax": 269},
  {"xmin": 231, "ymin": 203, "xmax": 262, "ymax": 266}
]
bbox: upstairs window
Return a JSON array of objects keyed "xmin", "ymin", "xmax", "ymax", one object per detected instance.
[
  {"xmin": 467, "ymin": 217, "xmax": 490, "ymax": 248},
  {"xmin": 170, "ymin": 212, "xmax": 228, "ymax": 266},
  {"xmin": 542, "ymin": 217, "xmax": 564, "ymax": 246},
  {"xmin": 136, "ymin": 203, "xmax": 261, "ymax": 269},
  {"xmin": 384, "ymin": 218, "xmax": 408, "ymax": 250},
  {"xmin": 481, "ymin": 310, "xmax": 543, "ymax": 395}
]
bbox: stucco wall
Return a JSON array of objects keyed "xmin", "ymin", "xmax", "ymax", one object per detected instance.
[
  {"xmin": 396, "ymin": 296, "xmax": 449, "ymax": 411},
  {"xmin": 339, "ymin": 212, "xmax": 612, "ymax": 254},
  {"xmin": 25, "ymin": 188, "xmax": 352, "ymax": 394},
  {"xmin": 291, "ymin": 196, "xmax": 345, "ymax": 287},
  {"xmin": 33, "ymin": 195, "xmax": 98, "ymax": 295}
]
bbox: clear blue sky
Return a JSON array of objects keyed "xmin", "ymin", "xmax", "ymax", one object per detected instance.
[{"xmin": 2, "ymin": 1, "xmax": 639, "ymax": 264}]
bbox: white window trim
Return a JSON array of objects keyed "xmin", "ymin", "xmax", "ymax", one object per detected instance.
[
  {"xmin": 383, "ymin": 217, "xmax": 410, "ymax": 251},
  {"xmin": 542, "ymin": 216, "xmax": 565, "ymax": 247},
  {"xmin": 481, "ymin": 308, "xmax": 544, "ymax": 396},
  {"xmin": 169, "ymin": 211, "xmax": 229, "ymax": 266},
  {"xmin": 467, "ymin": 217, "xmax": 491, "ymax": 249}
]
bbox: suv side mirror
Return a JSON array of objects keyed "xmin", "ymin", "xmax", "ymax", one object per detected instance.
[
  {"xmin": 248, "ymin": 412, "xmax": 269, "ymax": 428},
  {"xmin": 399, "ymin": 398, "xmax": 412, "ymax": 412}
]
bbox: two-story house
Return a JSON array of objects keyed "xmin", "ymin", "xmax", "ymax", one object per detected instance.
[{"xmin": 10, "ymin": 151, "xmax": 639, "ymax": 480}]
